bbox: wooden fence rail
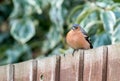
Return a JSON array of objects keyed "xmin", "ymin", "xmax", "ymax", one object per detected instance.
[{"xmin": 0, "ymin": 44, "xmax": 120, "ymax": 81}]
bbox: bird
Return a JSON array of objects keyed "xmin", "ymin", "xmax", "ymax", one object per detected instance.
[{"xmin": 66, "ymin": 24, "xmax": 93, "ymax": 53}]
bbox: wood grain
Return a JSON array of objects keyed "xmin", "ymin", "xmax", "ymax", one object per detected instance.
[
  {"xmin": 107, "ymin": 44, "xmax": 120, "ymax": 81},
  {"xmin": 14, "ymin": 60, "xmax": 35, "ymax": 81},
  {"xmin": 0, "ymin": 64, "xmax": 13, "ymax": 81},
  {"xmin": 60, "ymin": 50, "xmax": 84, "ymax": 81},
  {"xmin": 1, "ymin": 44, "xmax": 120, "ymax": 81},
  {"xmin": 83, "ymin": 46, "xmax": 107, "ymax": 81},
  {"xmin": 37, "ymin": 56, "xmax": 60, "ymax": 81}
]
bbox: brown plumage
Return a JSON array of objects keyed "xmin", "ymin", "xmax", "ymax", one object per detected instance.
[{"xmin": 66, "ymin": 24, "xmax": 93, "ymax": 50}]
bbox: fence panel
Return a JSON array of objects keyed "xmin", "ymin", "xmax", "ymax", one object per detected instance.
[
  {"xmin": 37, "ymin": 56, "xmax": 59, "ymax": 81},
  {"xmin": 107, "ymin": 44, "xmax": 120, "ymax": 81},
  {"xmin": 83, "ymin": 47, "xmax": 107, "ymax": 81},
  {"xmin": 13, "ymin": 60, "xmax": 35, "ymax": 81},
  {"xmin": 0, "ymin": 44, "xmax": 120, "ymax": 81},
  {"xmin": 60, "ymin": 50, "xmax": 84, "ymax": 81},
  {"xmin": 0, "ymin": 64, "xmax": 13, "ymax": 81}
]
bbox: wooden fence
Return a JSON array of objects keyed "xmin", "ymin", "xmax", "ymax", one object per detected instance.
[{"xmin": 0, "ymin": 44, "xmax": 120, "ymax": 81}]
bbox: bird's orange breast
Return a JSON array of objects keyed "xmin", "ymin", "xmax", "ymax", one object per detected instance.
[{"xmin": 66, "ymin": 30, "xmax": 90, "ymax": 49}]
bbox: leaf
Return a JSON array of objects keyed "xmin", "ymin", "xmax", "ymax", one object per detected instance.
[
  {"xmin": 10, "ymin": 19, "xmax": 35, "ymax": 44},
  {"xmin": 96, "ymin": 2, "xmax": 108, "ymax": 8},
  {"xmin": 114, "ymin": 0, "xmax": 120, "ymax": 2},
  {"xmin": 42, "ymin": 26, "xmax": 62, "ymax": 54},
  {"xmin": 49, "ymin": 0, "xmax": 64, "ymax": 26},
  {"xmin": 5, "ymin": 43, "xmax": 32, "ymax": 63},
  {"xmin": 0, "ymin": 33, "xmax": 9, "ymax": 44},
  {"xmin": 10, "ymin": 0, "xmax": 42, "ymax": 18},
  {"xmin": 114, "ymin": 6, "xmax": 120, "ymax": 18},
  {"xmin": 50, "ymin": 0, "xmax": 63, "ymax": 7},
  {"xmin": 100, "ymin": 11, "xmax": 116, "ymax": 33},
  {"xmin": 39, "ymin": 0, "xmax": 50, "ymax": 9},
  {"xmin": 96, "ymin": 0, "xmax": 113, "ymax": 4},
  {"xmin": 76, "ymin": 6, "xmax": 100, "ymax": 24},
  {"xmin": 93, "ymin": 33, "xmax": 111, "ymax": 47},
  {"xmin": 80, "ymin": 10, "xmax": 100, "ymax": 28},
  {"xmin": 66, "ymin": 5, "xmax": 83, "ymax": 24},
  {"xmin": 76, "ymin": 8, "xmax": 91, "ymax": 24},
  {"xmin": 85, "ymin": 21, "xmax": 103, "ymax": 36},
  {"xmin": 113, "ymin": 23, "xmax": 120, "ymax": 42},
  {"xmin": 114, "ymin": 18, "xmax": 120, "ymax": 30},
  {"xmin": 49, "ymin": 7, "xmax": 63, "ymax": 26}
]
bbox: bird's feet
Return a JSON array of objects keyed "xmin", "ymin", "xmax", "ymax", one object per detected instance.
[{"xmin": 72, "ymin": 49, "xmax": 79, "ymax": 56}]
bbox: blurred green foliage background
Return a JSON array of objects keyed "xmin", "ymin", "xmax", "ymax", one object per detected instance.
[{"xmin": 0, "ymin": 0, "xmax": 120, "ymax": 65}]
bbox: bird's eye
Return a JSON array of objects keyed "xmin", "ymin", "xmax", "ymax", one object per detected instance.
[
  {"xmin": 76, "ymin": 27, "xmax": 78, "ymax": 29},
  {"xmin": 75, "ymin": 27, "xmax": 78, "ymax": 29}
]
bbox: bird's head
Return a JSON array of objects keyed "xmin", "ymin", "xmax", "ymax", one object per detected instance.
[{"xmin": 72, "ymin": 24, "xmax": 80, "ymax": 30}]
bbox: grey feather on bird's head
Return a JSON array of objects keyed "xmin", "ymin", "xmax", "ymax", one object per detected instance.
[
  {"xmin": 72, "ymin": 24, "xmax": 80, "ymax": 30},
  {"xmin": 72, "ymin": 24, "xmax": 88, "ymax": 37}
]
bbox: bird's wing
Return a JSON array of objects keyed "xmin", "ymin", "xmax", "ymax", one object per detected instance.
[
  {"xmin": 80, "ymin": 27, "xmax": 93, "ymax": 48},
  {"xmin": 80, "ymin": 27, "xmax": 88, "ymax": 37},
  {"xmin": 85, "ymin": 37, "xmax": 93, "ymax": 48}
]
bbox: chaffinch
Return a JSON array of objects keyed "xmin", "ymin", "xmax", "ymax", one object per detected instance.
[{"xmin": 66, "ymin": 24, "xmax": 93, "ymax": 51}]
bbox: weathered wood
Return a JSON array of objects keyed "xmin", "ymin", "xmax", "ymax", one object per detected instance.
[
  {"xmin": 60, "ymin": 50, "xmax": 84, "ymax": 81},
  {"xmin": 1, "ymin": 44, "xmax": 120, "ymax": 81},
  {"xmin": 107, "ymin": 44, "xmax": 120, "ymax": 81},
  {"xmin": 0, "ymin": 64, "xmax": 13, "ymax": 81},
  {"xmin": 83, "ymin": 46, "xmax": 107, "ymax": 81},
  {"xmin": 37, "ymin": 56, "xmax": 60, "ymax": 81},
  {"xmin": 14, "ymin": 60, "xmax": 36, "ymax": 81}
]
